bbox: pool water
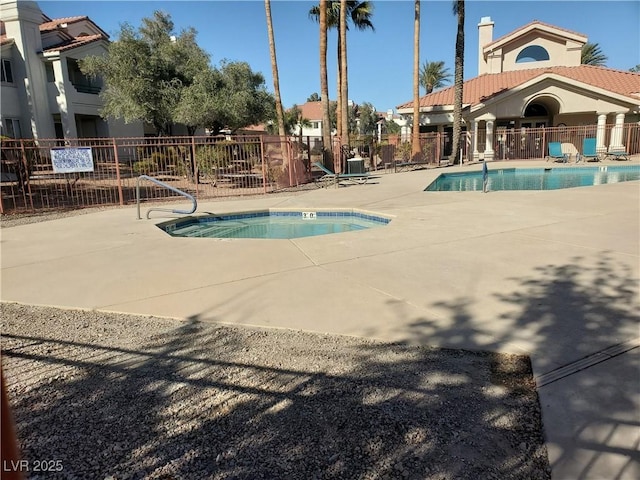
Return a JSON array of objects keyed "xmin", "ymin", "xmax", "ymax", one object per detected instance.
[
  {"xmin": 159, "ymin": 210, "xmax": 390, "ymax": 239},
  {"xmin": 425, "ymin": 165, "xmax": 640, "ymax": 192}
]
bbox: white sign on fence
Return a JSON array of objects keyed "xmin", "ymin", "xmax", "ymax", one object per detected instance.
[
  {"xmin": 50, "ymin": 147, "xmax": 94, "ymax": 173},
  {"xmin": 301, "ymin": 211, "xmax": 317, "ymax": 220}
]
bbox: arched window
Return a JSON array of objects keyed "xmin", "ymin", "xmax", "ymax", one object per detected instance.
[
  {"xmin": 524, "ymin": 103, "xmax": 549, "ymax": 117},
  {"xmin": 516, "ymin": 45, "xmax": 550, "ymax": 63}
]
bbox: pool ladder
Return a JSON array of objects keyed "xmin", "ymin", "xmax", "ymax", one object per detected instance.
[{"xmin": 136, "ymin": 175, "xmax": 197, "ymax": 219}]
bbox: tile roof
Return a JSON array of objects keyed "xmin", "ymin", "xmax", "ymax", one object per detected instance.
[
  {"xmin": 296, "ymin": 101, "xmax": 324, "ymax": 120},
  {"xmin": 0, "ymin": 34, "xmax": 12, "ymax": 46},
  {"xmin": 42, "ymin": 34, "xmax": 106, "ymax": 53},
  {"xmin": 396, "ymin": 66, "xmax": 640, "ymax": 110},
  {"xmin": 39, "ymin": 16, "xmax": 88, "ymax": 32},
  {"xmin": 484, "ymin": 20, "xmax": 587, "ymax": 51}
]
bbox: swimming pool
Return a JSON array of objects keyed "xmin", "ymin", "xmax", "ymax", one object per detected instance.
[
  {"xmin": 158, "ymin": 210, "xmax": 391, "ymax": 239},
  {"xmin": 425, "ymin": 165, "xmax": 640, "ymax": 192}
]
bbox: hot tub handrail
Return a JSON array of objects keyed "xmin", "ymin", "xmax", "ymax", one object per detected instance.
[{"xmin": 136, "ymin": 175, "xmax": 197, "ymax": 220}]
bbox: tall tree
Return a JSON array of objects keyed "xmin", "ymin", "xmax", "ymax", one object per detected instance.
[
  {"xmin": 450, "ymin": 0, "xmax": 465, "ymax": 165},
  {"xmin": 175, "ymin": 61, "xmax": 274, "ymax": 134},
  {"xmin": 80, "ymin": 11, "xmax": 210, "ymax": 136},
  {"xmin": 319, "ymin": 0, "xmax": 333, "ymax": 169},
  {"xmin": 420, "ymin": 60, "xmax": 452, "ymax": 94},
  {"xmin": 310, "ymin": 2, "xmax": 374, "ymax": 146},
  {"xmin": 411, "ymin": 0, "xmax": 421, "ymax": 162},
  {"xmin": 357, "ymin": 102, "xmax": 378, "ymax": 136},
  {"xmin": 581, "ymin": 42, "xmax": 607, "ymax": 66},
  {"xmin": 264, "ymin": 0, "xmax": 289, "ymax": 168},
  {"xmin": 339, "ymin": 0, "xmax": 349, "ymax": 156}
]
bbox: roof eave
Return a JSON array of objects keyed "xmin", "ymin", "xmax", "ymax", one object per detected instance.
[{"xmin": 483, "ymin": 24, "xmax": 587, "ymax": 54}]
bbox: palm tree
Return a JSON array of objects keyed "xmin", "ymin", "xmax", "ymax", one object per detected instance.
[
  {"xmin": 264, "ymin": 0, "xmax": 289, "ymax": 168},
  {"xmin": 310, "ymin": 2, "xmax": 374, "ymax": 141},
  {"xmin": 339, "ymin": 0, "xmax": 349, "ymax": 158},
  {"xmin": 319, "ymin": 0, "xmax": 333, "ymax": 169},
  {"xmin": 411, "ymin": 0, "xmax": 421, "ymax": 162},
  {"xmin": 450, "ymin": 0, "xmax": 464, "ymax": 165},
  {"xmin": 290, "ymin": 105, "xmax": 312, "ymax": 144},
  {"xmin": 420, "ymin": 60, "xmax": 452, "ymax": 94},
  {"xmin": 581, "ymin": 42, "xmax": 607, "ymax": 66}
]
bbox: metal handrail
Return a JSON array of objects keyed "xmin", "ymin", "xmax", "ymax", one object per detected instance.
[{"xmin": 136, "ymin": 175, "xmax": 197, "ymax": 219}]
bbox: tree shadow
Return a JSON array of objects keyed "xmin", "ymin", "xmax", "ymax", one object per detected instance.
[
  {"xmin": 2, "ymin": 253, "xmax": 637, "ymax": 479},
  {"xmin": 389, "ymin": 252, "xmax": 639, "ymax": 480},
  {"xmin": 3, "ymin": 304, "xmax": 548, "ymax": 479}
]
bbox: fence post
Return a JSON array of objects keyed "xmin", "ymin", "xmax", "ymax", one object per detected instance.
[
  {"xmin": 20, "ymin": 139, "xmax": 34, "ymax": 211},
  {"xmin": 191, "ymin": 136, "xmax": 198, "ymax": 197},
  {"xmin": 112, "ymin": 138, "xmax": 124, "ymax": 206},
  {"xmin": 260, "ymin": 135, "xmax": 267, "ymax": 194}
]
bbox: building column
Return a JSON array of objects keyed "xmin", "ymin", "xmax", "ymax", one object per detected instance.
[
  {"xmin": 595, "ymin": 113, "xmax": 607, "ymax": 154},
  {"xmin": 484, "ymin": 118, "xmax": 495, "ymax": 161},
  {"xmin": 472, "ymin": 120, "xmax": 480, "ymax": 161},
  {"xmin": 52, "ymin": 59, "xmax": 78, "ymax": 140},
  {"xmin": 609, "ymin": 112, "xmax": 626, "ymax": 152}
]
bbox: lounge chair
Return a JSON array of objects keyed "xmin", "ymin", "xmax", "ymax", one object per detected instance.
[
  {"xmin": 546, "ymin": 142, "xmax": 569, "ymax": 163},
  {"xmin": 604, "ymin": 149, "xmax": 629, "ymax": 161},
  {"xmin": 312, "ymin": 162, "xmax": 371, "ymax": 186},
  {"xmin": 579, "ymin": 137, "xmax": 600, "ymax": 162}
]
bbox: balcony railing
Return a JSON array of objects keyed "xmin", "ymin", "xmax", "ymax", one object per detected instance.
[{"xmin": 72, "ymin": 83, "xmax": 101, "ymax": 94}]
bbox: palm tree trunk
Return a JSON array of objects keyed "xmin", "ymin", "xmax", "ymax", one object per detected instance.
[
  {"xmin": 450, "ymin": 0, "xmax": 464, "ymax": 165},
  {"xmin": 411, "ymin": 0, "xmax": 421, "ymax": 162},
  {"xmin": 319, "ymin": 0, "xmax": 333, "ymax": 170},
  {"xmin": 264, "ymin": 0, "xmax": 290, "ymax": 172},
  {"xmin": 336, "ymin": 42, "xmax": 342, "ymax": 141},
  {"xmin": 339, "ymin": 0, "xmax": 349, "ymax": 170}
]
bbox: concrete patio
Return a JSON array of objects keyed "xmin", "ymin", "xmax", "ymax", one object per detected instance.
[{"xmin": 1, "ymin": 160, "xmax": 638, "ymax": 479}]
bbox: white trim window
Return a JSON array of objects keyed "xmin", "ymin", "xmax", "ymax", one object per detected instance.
[
  {"xmin": 1, "ymin": 59, "xmax": 13, "ymax": 83},
  {"xmin": 1, "ymin": 118, "xmax": 22, "ymax": 138}
]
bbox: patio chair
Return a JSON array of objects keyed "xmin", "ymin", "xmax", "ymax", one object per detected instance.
[
  {"xmin": 604, "ymin": 149, "xmax": 630, "ymax": 161},
  {"xmin": 312, "ymin": 162, "xmax": 371, "ymax": 186},
  {"xmin": 579, "ymin": 137, "xmax": 600, "ymax": 162},
  {"xmin": 546, "ymin": 142, "xmax": 569, "ymax": 163}
]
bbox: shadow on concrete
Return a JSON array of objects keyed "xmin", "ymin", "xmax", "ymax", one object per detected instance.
[
  {"xmin": 2, "ymin": 253, "xmax": 637, "ymax": 479},
  {"xmin": 387, "ymin": 252, "xmax": 639, "ymax": 480}
]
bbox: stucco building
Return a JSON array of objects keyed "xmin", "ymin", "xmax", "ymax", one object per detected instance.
[
  {"xmin": 397, "ymin": 18, "xmax": 640, "ymax": 161},
  {"xmin": 0, "ymin": 0, "xmax": 142, "ymax": 140}
]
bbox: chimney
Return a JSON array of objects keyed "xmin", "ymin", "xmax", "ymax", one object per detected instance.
[{"xmin": 478, "ymin": 16, "xmax": 494, "ymax": 75}]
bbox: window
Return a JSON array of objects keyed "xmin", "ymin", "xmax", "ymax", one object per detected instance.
[
  {"xmin": 311, "ymin": 121, "xmax": 320, "ymax": 129},
  {"xmin": 516, "ymin": 45, "xmax": 550, "ymax": 63},
  {"xmin": 1, "ymin": 118, "xmax": 22, "ymax": 138},
  {"xmin": 1, "ymin": 59, "xmax": 13, "ymax": 83},
  {"xmin": 67, "ymin": 58, "xmax": 101, "ymax": 94},
  {"xmin": 45, "ymin": 62, "xmax": 56, "ymax": 82},
  {"xmin": 524, "ymin": 103, "xmax": 549, "ymax": 117}
]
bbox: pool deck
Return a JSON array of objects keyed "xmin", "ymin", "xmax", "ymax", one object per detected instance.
[{"xmin": 1, "ymin": 159, "xmax": 639, "ymax": 479}]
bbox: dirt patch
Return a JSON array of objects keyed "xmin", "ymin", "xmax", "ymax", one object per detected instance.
[{"xmin": 1, "ymin": 303, "xmax": 550, "ymax": 479}]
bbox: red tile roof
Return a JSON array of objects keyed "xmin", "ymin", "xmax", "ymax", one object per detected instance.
[
  {"xmin": 42, "ymin": 34, "xmax": 106, "ymax": 53},
  {"xmin": 397, "ymin": 66, "xmax": 640, "ymax": 110},
  {"xmin": 296, "ymin": 101, "xmax": 324, "ymax": 120},
  {"xmin": 39, "ymin": 16, "xmax": 88, "ymax": 32}
]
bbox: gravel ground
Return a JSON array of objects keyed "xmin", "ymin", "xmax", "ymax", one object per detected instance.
[{"xmin": 1, "ymin": 302, "xmax": 550, "ymax": 480}]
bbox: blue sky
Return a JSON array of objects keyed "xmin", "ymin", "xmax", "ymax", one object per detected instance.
[{"xmin": 40, "ymin": 1, "xmax": 640, "ymax": 113}]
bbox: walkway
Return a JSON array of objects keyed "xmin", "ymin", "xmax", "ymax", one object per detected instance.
[{"xmin": 2, "ymin": 160, "xmax": 638, "ymax": 479}]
